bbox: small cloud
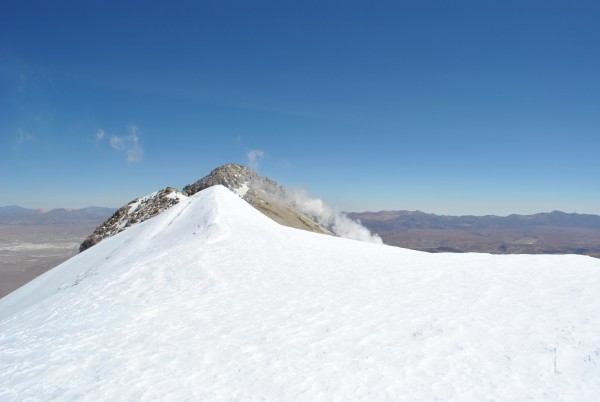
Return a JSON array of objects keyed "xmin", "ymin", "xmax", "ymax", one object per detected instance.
[
  {"xmin": 128, "ymin": 146, "xmax": 143, "ymax": 162},
  {"xmin": 109, "ymin": 135, "xmax": 125, "ymax": 151},
  {"xmin": 104, "ymin": 124, "xmax": 144, "ymax": 162},
  {"xmin": 13, "ymin": 129, "xmax": 35, "ymax": 151},
  {"xmin": 246, "ymin": 149, "xmax": 265, "ymax": 171},
  {"xmin": 16, "ymin": 129, "xmax": 34, "ymax": 145},
  {"xmin": 95, "ymin": 129, "xmax": 105, "ymax": 142},
  {"xmin": 126, "ymin": 124, "xmax": 143, "ymax": 162}
]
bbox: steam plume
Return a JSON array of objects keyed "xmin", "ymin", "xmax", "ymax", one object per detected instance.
[{"xmin": 287, "ymin": 188, "xmax": 382, "ymax": 244}]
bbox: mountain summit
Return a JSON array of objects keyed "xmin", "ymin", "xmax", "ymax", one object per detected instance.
[
  {"xmin": 79, "ymin": 163, "xmax": 332, "ymax": 252},
  {"xmin": 183, "ymin": 163, "xmax": 284, "ymax": 198},
  {"xmin": 184, "ymin": 163, "xmax": 331, "ymax": 235},
  {"xmin": 1, "ymin": 185, "xmax": 600, "ymax": 399}
]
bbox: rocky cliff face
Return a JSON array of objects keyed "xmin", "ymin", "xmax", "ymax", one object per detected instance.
[{"xmin": 80, "ymin": 164, "xmax": 330, "ymax": 252}]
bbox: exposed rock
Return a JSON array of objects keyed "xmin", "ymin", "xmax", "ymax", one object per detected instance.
[
  {"xmin": 79, "ymin": 187, "xmax": 186, "ymax": 252},
  {"xmin": 80, "ymin": 164, "xmax": 332, "ymax": 252},
  {"xmin": 183, "ymin": 164, "xmax": 330, "ymax": 235},
  {"xmin": 183, "ymin": 163, "xmax": 284, "ymax": 199}
]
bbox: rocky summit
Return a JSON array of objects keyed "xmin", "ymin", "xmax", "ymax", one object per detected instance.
[
  {"xmin": 185, "ymin": 164, "xmax": 330, "ymax": 235},
  {"xmin": 183, "ymin": 163, "xmax": 284, "ymax": 199},
  {"xmin": 79, "ymin": 164, "xmax": 330, "ymax": 252}
]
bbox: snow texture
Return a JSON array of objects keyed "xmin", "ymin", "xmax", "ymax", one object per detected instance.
[{"xmin": 1, "ymin": 185, "xmax": 600, "ymax": 401}]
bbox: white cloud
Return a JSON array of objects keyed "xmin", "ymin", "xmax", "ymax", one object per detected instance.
[
  {"xmin": 105, "ymin": 124, "xmax": 144, "ymax": 162},
  {"xmin": 126, "ymin": 124, "xmax": 143, "ymax": 162},
  {"xmin": 109, "ymin": 135, "xmax": 125, "ymax": 151},
  {"xmin": 95, "ymin": 129, "xmax": 105, "ymax": 142},
  {"xmin": 13, "ymin": 129, "xmax": 35, "ymax": 151},
  {"xmin": 127, "ymin": 146, "xmax": 143, "ymax": 162},
  {"xmin": 246, "ymin": 149, "xmax": 265, "ymax": 171}
]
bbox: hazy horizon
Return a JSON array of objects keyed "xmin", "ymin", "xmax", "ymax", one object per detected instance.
[{"xmin": 3, "ymin": 196, "xmax": 600, "ymax": 218}]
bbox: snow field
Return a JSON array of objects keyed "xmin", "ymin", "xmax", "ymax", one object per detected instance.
[{"xmin": 1, "ymin": 186, "xmax": 600, "ymax": 401}]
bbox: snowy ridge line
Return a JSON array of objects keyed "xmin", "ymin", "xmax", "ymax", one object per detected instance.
[
  {"xmin": 79, "ymin": 164, "xmax": 381, "ymax": 253},
  {"xmin": 79, "ymin": 187, "xmax": 187, "ymax": 252},
  {"xmin": 0, "ymin": 187, "xmax": 226, "ymax": 321}
]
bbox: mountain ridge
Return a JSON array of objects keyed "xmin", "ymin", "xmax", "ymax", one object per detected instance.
[
  {"xmin": 348, "ymin": 209, "xmax": 600, "ymax": 230},
  {"xmin": 79, "ymin": 163, "xmax": 334, "ymax": 252}
]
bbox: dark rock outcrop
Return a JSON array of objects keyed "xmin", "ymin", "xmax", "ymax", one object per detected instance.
[{"xmin": 79, "ymin": 187, "xmax": 185, "ymax": 252}]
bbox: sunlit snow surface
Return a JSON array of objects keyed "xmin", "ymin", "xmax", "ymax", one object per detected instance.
[{"xmin": 1, "ymin": 186, "xmax": 600, "ymax": 401}]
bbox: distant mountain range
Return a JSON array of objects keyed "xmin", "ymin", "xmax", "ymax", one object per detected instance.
[
  {"xmin": 348, "ymin": 210, "xmax": 600, "ymax": 230},
  {"xmin": 348, "ymin": 210, "xmax": 600, "ymax": 258},
  {"xmin": 0, "ymin": 206, "xmax": 115, "ymax": 225}
]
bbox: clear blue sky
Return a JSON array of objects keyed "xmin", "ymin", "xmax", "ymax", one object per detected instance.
[{"xmin": 1, "ymin": 1, "xmax": 599, "ymax": 215}]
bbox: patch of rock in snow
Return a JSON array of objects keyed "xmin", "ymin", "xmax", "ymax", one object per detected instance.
[
  {"xmin": 126, "ymin": 191, "xmax": 158, "ymax": 214},
  {"xmin": 1, "ymin": 185, "xmax": 600, "ymax": 401},
  {"xmin": 233, "ymin": 182, "xmax": 250, "ymax": 197}
]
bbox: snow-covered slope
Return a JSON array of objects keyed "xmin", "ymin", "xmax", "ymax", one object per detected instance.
[{"xmin": 1, "ymin": 186, "xmax": 600, "ymax": 400}]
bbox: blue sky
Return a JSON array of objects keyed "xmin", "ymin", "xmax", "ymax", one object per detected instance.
[{"xmin": 1, "ymin": 1, "xmax": 599, "ymax": 215}]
